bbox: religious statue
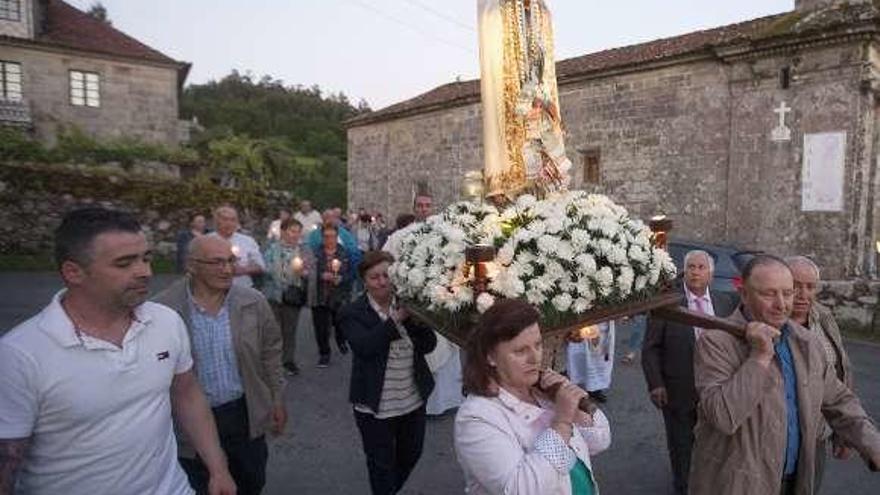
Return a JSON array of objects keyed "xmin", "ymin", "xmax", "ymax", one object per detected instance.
[{"xmin": 478, "ymin": 0, "xmax": 572, "ymax": 200}]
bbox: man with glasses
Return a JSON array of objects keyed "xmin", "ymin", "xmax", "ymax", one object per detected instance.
[{"xmin": 155, "ymin": 235, "xmax": 286, "ymax": 495}]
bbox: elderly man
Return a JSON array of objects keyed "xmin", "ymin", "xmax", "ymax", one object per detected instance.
[
  {"xmin": 155, "ymin": 235, "xmax": 286, "ymax": 495},
  {"xmin": 294, "ymin": 200, "xmax": 323, "ymax": 233},
  {"xmin": 642, "ymin": 249, "xmax": 739, "ymax": 495},
  {"xmin": 210, "ymin": 205, "xmax": 265, "ymax": 288},
  {"xmin": 786, "ymin": 256, "xmax": 855, "ymax": 490},
  {"xmin": 0, "ymin": 208, "xmax": 234, "ymax": 495},
  {"xmin": 689, "ymin": 255, "xmax": 880, "ymax": 495}
]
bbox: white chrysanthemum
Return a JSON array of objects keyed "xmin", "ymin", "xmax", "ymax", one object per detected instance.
[
  {"xmin": 552, "ymin": 293, "xmax": 573, "ymax": 312},
  {"xmin": 407, "ymin": 268, "xmax": 426, "ymax": 288},
  {"xmin": 476, "ymin": 292, "xmax": 496, "ymax": 314},
  {"xmin": 516, "ymin": 194, "xmax": 537, "ymax": 208}
]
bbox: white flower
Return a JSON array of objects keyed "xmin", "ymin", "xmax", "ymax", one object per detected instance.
[
  {"xmin": 407, "ymin": 268, "xmax": 426, "ymax": 288},
  {"xmin": 552, "ymin": 293, "xmax": 573, "ymax": 312},
  {"xmin": 476, "ymin": 292, "xmax": 496, "ymax": 314},
  {"xmin": 594, "ymin": 267, "xmax": 614, "ymax": 288},
  {"xmin": 516, "ymin": 194, "xmax": 537, "ymax": 208}
]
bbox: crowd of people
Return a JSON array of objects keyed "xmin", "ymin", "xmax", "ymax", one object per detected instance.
[{"xmin": 1, "ymin": 195, "xmax": 880, "ymax": 495}]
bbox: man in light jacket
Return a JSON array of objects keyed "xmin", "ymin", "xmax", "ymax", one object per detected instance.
[
  {"xmin": 155, "ymin": 235, "xmax": 286, "ymax": 495},
  {"xmin": 689, "ymin": 255, "xmax": 880, "ymax": 495}
]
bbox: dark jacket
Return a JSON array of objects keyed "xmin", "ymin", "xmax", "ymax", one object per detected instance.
[
  {"xmin": 641, "ymin": 288, "xmax": 739, "ymax": 411},
  {"xmin": 339, "ymin": 295, "xmax": 437, "ymax": 414}
]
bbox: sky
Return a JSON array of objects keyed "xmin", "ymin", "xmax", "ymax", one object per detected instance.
[{"xmin": 68, "ymin": 1, "xmax": 795, "ymax": 110}]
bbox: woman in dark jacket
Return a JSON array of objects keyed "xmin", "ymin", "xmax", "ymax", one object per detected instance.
[
  {"xmin": 338, "ymin": 250, "xmax": 437, "ymax": 495},
  {"xmin": 313, "ymin": 222, "xmax": 354, "ymax": 367}
]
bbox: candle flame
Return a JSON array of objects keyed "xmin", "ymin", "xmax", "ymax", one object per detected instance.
[
  {"xmin": 579, "ymin": 325, "xmax": 599, "ymax": 340},
  {"xmin": 291, "ymin": 256, "xmax": 303, "ymax": 271},
  {"xmin": 230, "ymin": 245, "xmax": 241, "ymax": 257}
]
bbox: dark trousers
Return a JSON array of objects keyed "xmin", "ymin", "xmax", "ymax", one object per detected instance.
[
  {"xmin": 271, "ymin": 301, "xmax": 302, "ymax": 367},
  {"xmin": 662, "ymin": 406, "xmax": 696, "ymax": 495},
  {"xmin": 313, "ymin": 306, "xmax": 344, "ymax": 357},
  {"xmin": 354, "ymin": 405, "xmax": 427, "ymax": 495},
  {"xmin": 179, "ymin": 397, "xmax": 268, "ymax": 495}
]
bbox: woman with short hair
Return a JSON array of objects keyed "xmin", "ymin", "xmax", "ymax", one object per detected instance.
[
  {"xmin": 338, "ymin": 250, "xmax": 437, "ymax": 495},
  {"xmin": 455, "ymin": 298, "xmax": 611, "ymax": 495}
]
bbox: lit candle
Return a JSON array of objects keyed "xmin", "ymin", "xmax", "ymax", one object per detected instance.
[
  {"xmin": 230, "ymin": 245, "xmax": 241, "ymax": 257},
  {"xmin": 291, "ymin": 256, "xmax": 304, "ymax": 273},
  {"xmin": 330, "ymin": 258, "xmax": 342, "ymax": 274},
  {"xmin": 579, "ymin": 325, "xmax": 600, "ymax": 341}
]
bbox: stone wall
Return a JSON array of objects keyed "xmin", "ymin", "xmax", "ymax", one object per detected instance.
[
  {"xmin": 348, "ymin": 40, "xmax": 880, "ymax": 280},
  {"xmin": 347, "ymin": 103, "xmax": 484, "ymax": 218},
  {"xmin": 818, "ymin": 279, "xmax": 880, "ymax": 334},
  {"xmin": 0, "ymin": 162, "xmax": 291, "ymax": 258},
  {"xmin": 0, "ymin": 0, "xmax": 34, "ymax": 39},
  {"xmin": 0, "ymin": 43, "xmax": 181, "ymax": 145}
]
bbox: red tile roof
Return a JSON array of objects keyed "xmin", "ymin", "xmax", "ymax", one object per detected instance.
[
  {"xmin": 347, "ymin": 4, "xmax": 877, "ymax": 127},
  {"xmin": 1, "ymin": 1, "xmax": 188, "ymax": 79},
  {"xmin": 39, "ymin": 0, "xmax": 182, "ymax": 66}
]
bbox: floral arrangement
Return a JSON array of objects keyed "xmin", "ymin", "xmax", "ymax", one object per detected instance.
[{"xmin": 390, "ymin": 191, "xmax": 677, "ymax": 331}]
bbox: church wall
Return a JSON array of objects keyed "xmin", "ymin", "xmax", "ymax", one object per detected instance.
[
  {"xmin": 347, "ymin": 103, "xmax": 484, "ymax": 219},
  {"xmin": 560, "ymin": 60, "xmax": 732, "ymax": 243},
  {"xmin": 725, "ymin": 43, "xmax": 872, "ymax": 278},
  {"xmin": 348, "ymin": 43, "xmax": 875, "ymax": 279}
]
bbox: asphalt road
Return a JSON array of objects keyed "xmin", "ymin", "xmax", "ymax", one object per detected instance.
[{"xmin": 1, "ymin": 272, "xmax": 878, "ymax": 494}]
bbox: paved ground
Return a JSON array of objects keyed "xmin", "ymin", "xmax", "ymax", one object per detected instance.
[{"xmin": 1, "ymin": 272, "xmax": 878, "ymax": 494}]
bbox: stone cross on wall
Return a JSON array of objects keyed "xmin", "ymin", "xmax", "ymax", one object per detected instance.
[{"xmin": 772, "ymin": 101, "xmax": 792, "ymax": 142}]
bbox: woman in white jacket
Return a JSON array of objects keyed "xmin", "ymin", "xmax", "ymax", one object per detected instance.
[{"xmin": 455, "ymin": 299, "xmax": 611, "ymax": 495}]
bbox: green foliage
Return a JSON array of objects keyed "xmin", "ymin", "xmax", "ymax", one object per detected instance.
[
  {"xmin": 0, "ymin": 127, "xmax": 198, "ymax": 166},
  {"xmin": 0, "ymin": 127, "xmax": 48, "ymax": 161},
  {"xmin": 181, "ymin": 71, "xmax": 368, "ymax": 207}
]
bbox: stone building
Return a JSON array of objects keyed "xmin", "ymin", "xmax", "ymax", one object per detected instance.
[
  {"xmin": 0, "ymin": 0, "xmax": 189, "ymax": 144},
  {"xmin": 347, "ymin": 0, "xmax": 880, "ymax": 279}
]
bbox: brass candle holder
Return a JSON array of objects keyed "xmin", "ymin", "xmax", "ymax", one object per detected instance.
[
  {"xmin": 465, "ymin": 244, "xmax": 496, "ymax": 297},
  {"xmin": 649, "ymin": 215, "xmax": 673, "ymax": 250}
]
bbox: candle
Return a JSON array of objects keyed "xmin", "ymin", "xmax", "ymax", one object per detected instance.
[
  {"xmin": 291, "ymin": 256, "xmax": 304, "ymax": 273},
  {"xmin": 330, "ymin": 258, "xmax": 342, "ymax": 274},
  {"xmin": 579, "ymin": 325, "xmax": 599, "ymax": 341},
  {"xmin": 230, "ymin": 245, "xmax": 241, "ymax": 257}
]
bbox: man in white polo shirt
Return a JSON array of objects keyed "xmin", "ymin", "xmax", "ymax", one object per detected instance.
[{"xmin": 0, "ymin": 208, "xmax": 236, "ymax": 495}]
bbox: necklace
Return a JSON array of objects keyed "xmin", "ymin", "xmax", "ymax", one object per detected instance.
[{"xmin": 62, "ymin": 297, "xmax": 132, "ymax": 345}]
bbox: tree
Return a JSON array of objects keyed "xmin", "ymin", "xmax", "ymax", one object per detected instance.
[
  {"xmin": 87, "ymin": 2, "xmax": 111, "ymax": 25},
  {"xmin": 181, "ymin": 72, "xmax": 369, "ymax": 207}
]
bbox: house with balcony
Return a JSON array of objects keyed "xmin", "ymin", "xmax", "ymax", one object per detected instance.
[{"xmin": 0, "ymin": 0, "xmax": 189, "ymax": 145}]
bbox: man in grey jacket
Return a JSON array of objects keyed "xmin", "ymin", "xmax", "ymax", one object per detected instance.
[{"xmin": 155, "ymin": 235, "xmax": 286, "ymax": 495}]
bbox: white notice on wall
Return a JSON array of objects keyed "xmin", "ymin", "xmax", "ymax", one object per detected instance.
[{"xmin": 802, "ymin": 132, "xmax": 846, "ymax": 212}]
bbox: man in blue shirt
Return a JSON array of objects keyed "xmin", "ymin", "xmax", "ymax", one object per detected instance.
[{"xmin": 689, "ymin": 255, "xmax": 880, "ymax": 495}]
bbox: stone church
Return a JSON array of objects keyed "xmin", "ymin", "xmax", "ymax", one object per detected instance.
[{"xmin": 347, "ymin": 0, "xmax": 880, "ymax": 280}]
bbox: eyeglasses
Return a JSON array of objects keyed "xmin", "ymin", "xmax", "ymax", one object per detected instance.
[{"xmin": 191, "ymin": 256, "xmax": 238, "ymax": 268}]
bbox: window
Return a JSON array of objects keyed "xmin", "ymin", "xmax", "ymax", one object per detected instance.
[
  {"xmin": 0, "ymin": 0, "xmax": 20, "ymax": 21},
  {"xmin": 0, "ymin": 61, "xmax": 22, "ymax": 101},
  {"xmin": 581, "ymin": 149, "xmax": 601, "ymax": 185},
  {"xmin": 70, "ymin": 70, "xmax": 100, "ymax": 107},
  {"xmin": 780, "ymin": 66, "xmax": 791, "ymax": 90}
]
